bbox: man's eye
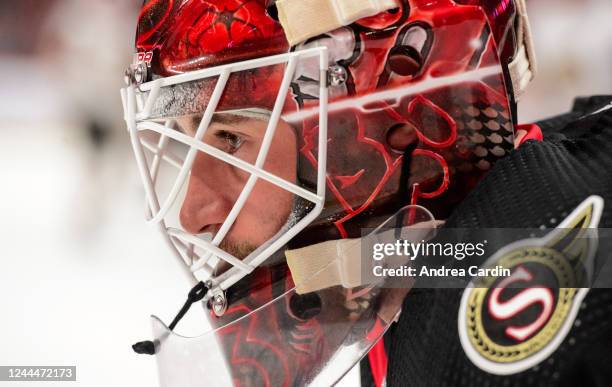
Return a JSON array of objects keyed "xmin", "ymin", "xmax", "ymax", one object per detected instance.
[{"xmin": 215, "ymin": 131, "xmax": 245, "ymax": 154}]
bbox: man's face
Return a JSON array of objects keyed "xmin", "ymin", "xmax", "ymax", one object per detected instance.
[{"xmin": 177, "ymin": 114, "xmax": 297, "ymax": 260}]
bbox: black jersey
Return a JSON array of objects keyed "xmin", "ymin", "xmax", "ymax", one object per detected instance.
[{"xmin": 381, "ymin": 96, "xmax": 612, "ymax": 387}]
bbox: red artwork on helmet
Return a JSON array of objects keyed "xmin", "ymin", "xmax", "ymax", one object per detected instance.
[{"xmin": 137, "ymin": 0, "xmax": 289, "ymax": 75}]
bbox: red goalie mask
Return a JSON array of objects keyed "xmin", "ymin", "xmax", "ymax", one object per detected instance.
[{"xmin": 121, "ymin": 0, "xmax": 534, "ymax": 385}]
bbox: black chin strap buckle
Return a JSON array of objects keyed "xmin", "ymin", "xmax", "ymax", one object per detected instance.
[{"xmin": 132, "ymin": 281, "xmax": 210, "ymax": 355}]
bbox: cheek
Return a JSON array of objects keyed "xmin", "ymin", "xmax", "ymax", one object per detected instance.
[
  {"xmin": 253, "ymin": 132, "xmax": 297, "ymax": 218},
  {"xmin": 264, "ymin": 123, "xmax": 297, "ymax": 182},
  {"xmin": 230, "ymin": 127, "xmax": 297, "ymax": 242},
  {"xmin": 253, "ymin": 180, "xmax": 295, "ymax": 222},
  {"xmin": 232, "ymin": 179, "xmax": 295, "ymax": 245}
]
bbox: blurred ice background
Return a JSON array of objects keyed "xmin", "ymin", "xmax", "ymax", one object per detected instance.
[
  {"xmin": 0, "ymin": 0, "xmax": 610, "ymax": 386},
  {"xmin": 520, "ymin": 0, "xmax": 612, "ymax": 121}
]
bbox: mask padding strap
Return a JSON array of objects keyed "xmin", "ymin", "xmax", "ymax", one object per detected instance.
[
  {"xmin": 285, "ymin": 224, "xmax": 441, "ymax": 294},
  {"xmin": 276, "ymin": 0, "xmax": 400, "ymax": 45},
  {"xmin": 508, "ymin": 0, "xmax": 537, "ymax": 101}
]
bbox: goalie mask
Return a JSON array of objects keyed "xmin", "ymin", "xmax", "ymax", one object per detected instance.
[{"xmin": 121, "ymin": 0, "xmax": 535, "ymax": 385}]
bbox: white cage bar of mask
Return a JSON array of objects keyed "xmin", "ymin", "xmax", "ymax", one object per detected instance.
[{"xmin": 121, "ymin": 46, "xmax": 329, "ymax": 302}]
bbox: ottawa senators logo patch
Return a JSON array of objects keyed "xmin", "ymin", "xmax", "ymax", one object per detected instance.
[{"xmin": 458, "ymin": 196, "xmax": 604, "ymax": 375}]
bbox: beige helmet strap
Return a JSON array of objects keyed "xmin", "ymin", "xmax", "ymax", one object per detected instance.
[
  {"xmin": 285, "ymin": 221, "xmax": 442, "ymax": 294},
  {"xmin": 508, "ymin": 0, "xmax": 537, "ymax": 101},
  {"xmin": 285, "ymin": 237, "xmax": 363, "ymax": 295},
  {"xmin": 275, "ymin": 0, "xmax": 400, "ymax": 46}
]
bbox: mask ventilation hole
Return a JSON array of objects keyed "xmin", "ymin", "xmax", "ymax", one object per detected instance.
[{"xmin": 387, "ymin": 24, "xmax": 431, "ymax": 77}]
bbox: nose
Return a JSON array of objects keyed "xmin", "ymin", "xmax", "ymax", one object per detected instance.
[{"xmin": 179, "ymin": 152, "xmax": 234, "ymax": 234}]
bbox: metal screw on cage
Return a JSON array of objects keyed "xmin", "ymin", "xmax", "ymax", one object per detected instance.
[
  {"xmin": 327, "ymin": 64, "xmax": 347, "ymax": 86},
  {"xmin": 211, "ymin": 290, "xmax": 228, "ymax": 317},
  {"xmin": 124, "ymin": 62, "xmax": 149, "ymax": 86}
]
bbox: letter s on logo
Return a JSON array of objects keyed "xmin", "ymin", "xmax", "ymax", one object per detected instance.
[{"xmin": 488, "ymin": 266, "xmax": 554, "ymax": 342}]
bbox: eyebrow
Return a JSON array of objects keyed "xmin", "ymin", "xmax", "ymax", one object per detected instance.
[
  {"xmin": 184, "ymin": 113, "xmax": 250, "ymax": 129},
  {"xmin": 211, "ymin": 113, "xmax": 252, "ymax": 126}
]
